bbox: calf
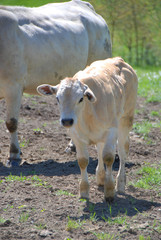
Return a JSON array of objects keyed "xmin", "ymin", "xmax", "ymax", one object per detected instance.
[{"xmin": 37, "ymin": 57, "xmax": 138, "ymax": 201}]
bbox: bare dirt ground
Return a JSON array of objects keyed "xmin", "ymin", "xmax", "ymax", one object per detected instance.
[{"xmin": 0, "ymin": 94, "xmax": 161, "ymax": 240}]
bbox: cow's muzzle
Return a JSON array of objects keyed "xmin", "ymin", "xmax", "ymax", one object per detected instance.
[{"xmin": 61, "ymin": 118, "xmax": 74, "ymax": 127}]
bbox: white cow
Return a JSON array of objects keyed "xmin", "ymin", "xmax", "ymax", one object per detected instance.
[
  {"xmin": 37, "ymin": 57, "xmax": 138, "ymax": 202},
  {"xmin": 0, "ymin": 0, "xmax": 111, "ymax": 166}
]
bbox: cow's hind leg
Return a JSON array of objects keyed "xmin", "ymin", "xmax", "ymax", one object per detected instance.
[
  {"xmin": 5, "ymin": 85, "xmax": 22, "ymax": 167},
  {"xmin": 116, "ymin": 116, "xmax": 133, "ymax": 193},
  {"xmin": 102, "ymin": 127, "xmax": 117, "ymax": 202},
  {"xmin": 76, "ymin": 142, "xmax": 89, "ymax": 199}
]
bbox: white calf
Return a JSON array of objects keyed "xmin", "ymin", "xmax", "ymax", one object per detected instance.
[{"xmin": 37, "ymin": 57, "xmax": 138, "ymax": 202}]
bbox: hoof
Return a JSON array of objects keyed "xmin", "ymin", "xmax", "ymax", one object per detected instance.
[
  {"xmin": 6, "ymin": 158, "xmax": 21, "ymax": 167},
  {"xmin": 105, "ymin": 196, "xmax": 114, "ymax": 203}
]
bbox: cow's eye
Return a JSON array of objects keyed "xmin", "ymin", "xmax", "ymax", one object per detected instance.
[
  {"xmin": 56, "ymin": 97, "xmax": 59, "ymax": 103},
  {"xmin": 79, "ymin": 97, "xmax": 83, "ymax": 103}
]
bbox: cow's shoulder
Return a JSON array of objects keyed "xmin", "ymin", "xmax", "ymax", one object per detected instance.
[{"xmin": 0, "ymin": 8, "xmax": 18, "ymax": 25}]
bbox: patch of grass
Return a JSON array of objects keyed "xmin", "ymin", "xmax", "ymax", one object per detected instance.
[
  {"xmin": 66, "ymin": 217, "xmax": 86, "ymax": 231},
  {"xmin": 101, "ymin": 206, "xmax": 127, "ymax": 226},
  {"xmin": 3, "ymin": 173, "xmax": 51, "ymax": 188},
  {"xmin": 139, "ymin": 235, "xmax": 151, "ymax": 240},
  {"xmin": 135, "ymin": 68, "xmax": 161, "ymax": 103},
  {"xmin": 131, "ymin": 164, "xmax": 161, "ymax": 191},
  {"xmin": 19, "ymin": 212, "xmax": 29, "ymax": 223},
  {"xmin": 0, "ymin": 217, "xmax": 6, "ymax": 223},
  {"xmin": 90, "ymin": 212, "xmax": 98, "ymax": 222},
  {"xmin": 42, "ymin": 123, "xmax": 47, "ymax": 127},
  {"xmin": 18, "ymin": 205, "xmax": 27, "ymax": 209},
  {"xmin": 33, "ymin": 128, "xmax": 43, "ymax": 134},
  {"xmin": 92, "ymin": 231, "xmax": 115, "ymax": 240},
  {"xmin": 20, "ymin": 138, "xmax": 30, "ymax": 148},
  {"xmin": 55, "ymin": 190, "xmax": 75, "ymax": 197},
  {"xmin": 5, "ymin": 173, "xmax": 28, "ymax": 182},
  {"xmin": 152, "ymin": 220, "xmax": 161, "ymax": 233},
  {"xmin": 150, "ymin": 110, "xmax": 161, "ymax": 118},
  {"xmin": 133, "ymin": 120, "xmax": 161, "ymax": 141},
  {"xmin": 35, "ymin": 223, "xmax": 47, "ymax": 230}
]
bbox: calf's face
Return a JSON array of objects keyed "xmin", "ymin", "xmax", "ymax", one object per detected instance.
[{"xmin": 37, "ymin": 78, "xmax": 96, "ymax": 128}]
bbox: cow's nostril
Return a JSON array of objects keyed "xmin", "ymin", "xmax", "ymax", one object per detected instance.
[
  {"xmin": 69, "ymin": 119, "xmax": 74, "ymax": 125},
  {"xmin": 61, "ymin": 118, "xmax": 74, "ymax": 127}
]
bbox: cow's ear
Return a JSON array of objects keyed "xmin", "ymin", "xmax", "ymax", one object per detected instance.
[
  {"xmin": 84, "ymin": 87, "xmax": 97, "ymax": 103},
  {"xmin": 37, "ymin": 84, "xmax": 58, "ymax": 96}
]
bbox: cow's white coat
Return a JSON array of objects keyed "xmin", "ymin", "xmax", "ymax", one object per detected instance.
[
  {"xmin": 37, "ymin": 57, "xmax": 138, "ymax": 201},
  {"xmin": 0, "ymin": 0, "xmax": 111, "ymax": 165}
]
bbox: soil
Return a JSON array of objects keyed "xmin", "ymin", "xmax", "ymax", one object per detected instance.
[{"xmin": 0, "ymin": 94, "xmax": 161, "ymax": 240}]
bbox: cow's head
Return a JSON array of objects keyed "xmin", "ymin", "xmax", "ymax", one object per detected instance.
[{"xmin": 37, "ymin": 78, "xmax": 96, "ymax": 128}]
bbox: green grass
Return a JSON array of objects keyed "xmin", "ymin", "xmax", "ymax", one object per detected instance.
[
  {"xmin": 35, "ymin": 223, "xmax": 47, "ymax": 230},
  {"xmin": 92, "ymin": 232, "xmax": 115, "ymax": 240},
  {"xmin": 131, "ymin": 164, "xmax": 161, "ymax": 191},
  {"xmin": 19, "ymin": 212, "xmax": 29, "ymax": 223},
  {"xmin": 133, "ymin": 121, "xmax": 161, "ymax": 136},
  {"xmin": 20, "ymin": 138, "xmax": 30, "ymax": 148},
  {"xmin": 66, "ymin": 217, "xmax": 86, "ymax": 231},
  {"xmin": 135, "ymin": 67, "xmax": 161, "ymax": 103},
  {"xmin": 139, "ymin": 236, "xmax": 151, "ymax": 240},
  {"xmin": 0, "ymin": 0, "xmax": 62, "ymax": 7},
  {"xmin": 1, "ymin": 173, "xmax": 51, "ymax": 188},
  {"xmin": 55, "ymin": 189, "xmax": 75, "ymax": 197},
  {"xmin": 150, "ymin": 110, "xmax": 161, "ymax": 117},
  {"xmin": 0, "ymin": 217, "xmax": 6, "ymax": 223}
]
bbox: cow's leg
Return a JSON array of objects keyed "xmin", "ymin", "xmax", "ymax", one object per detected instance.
[
  {"xmin": 96, "ymin": 143, "xmax": 105, "ymax": 186},
  {"xmin": 103, "ymin": 127, "xmax": 117, "ymax": 202},
  {"xmin": 5, "ymin": 85, "xmax": 22, "ymax": 167},
  {"xmin": 116, "ymin": 117, "xmax": 133, "ymax": 193},
  {"xmin": 76, "ymin": 142, "xmax": 89, "ymax": 199}
]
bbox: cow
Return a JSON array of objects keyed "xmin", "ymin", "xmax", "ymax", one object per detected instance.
[
  {"xmin": 0, "ymin": 0, "xmax": 111, "ymax": 167},
  {"xmin": 37, "ymin": 57, "xmax": 138, "ymax": 202}
]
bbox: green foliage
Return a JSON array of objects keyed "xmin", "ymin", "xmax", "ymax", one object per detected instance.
[
  {"xmin": 0, "ymin": 217, "xmax": 6, "ymax": 223},
  {"xmin": 91, "ymin": 0, "xmax": 161, "ymax": 66},
  {"xmin": 139, "ymin": 235, "xmax": 151, "ymax": 240},
  {"xmin": 150, "ymin": 111, "xmax": 160, "ymax": 117},
  {"xmin": 66, "ymin": 216, "xmax": 86, "ymax": 231},
  {"xmin": 132, "ymin": 164, "xmax": 161, "ymax": 191},
  {"xmin": 135, "ymin": 67, "xmax": 161, "ymax": 102},
  {"xmin": 0, "ymin": 0, "xmax": 62, "ymax": 7},
  {"xmin": 55, "ymin": 189, "xmax": 75, "ymax": 197},
  {"xmin": 3, "ymin": 173, "xmax": 51, "ymax": 188},
  {"xmin": 19, "ymin": 212, "xmax": 29, "ymax": 222},
  {"xmin": 133, "ymin": 120, "xmax": 161, "ymax": 139},
  {"xmin": 92, "ymin": 231, "xmax": 115, "ymax": 240},
  {"xmin": 35, "ymin": 223, "xmax": 47, "ymax": 230},
  {"xmin": 1, "ymin": 0, "xmax": 160, "ymax": 66}
]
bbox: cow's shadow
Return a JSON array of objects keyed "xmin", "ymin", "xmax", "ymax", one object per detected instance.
[
  {"xmin": 0, "ymin": 157, "xmax": 160, "ymax": 220},
  {"xmin": 69, "ymin": 194, "xmax": 161, "ymax": 221},
  {"xmin": 0, "ymin": 155, "xmax": 136, "ymax": 177}
]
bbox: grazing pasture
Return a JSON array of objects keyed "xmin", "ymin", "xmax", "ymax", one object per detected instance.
[{"xmin": 0, "ymin": 67, "xmax": 161, "ymax": 239}]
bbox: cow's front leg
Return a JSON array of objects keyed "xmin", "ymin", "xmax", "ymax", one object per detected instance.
[
  {"xmin": 103, "ymin": 127, "xmax": 117, "ymax": 202},
  {"xmin": 76, "ymin": 142, "xmax": 89, "ymax": 199},
  {"xmin": 96, "ymin": 143, "xmax": 106, "ymax": 186},
  {"xmin": 5, "ymin": 85, "xmax": 22, "ymax": 167}
]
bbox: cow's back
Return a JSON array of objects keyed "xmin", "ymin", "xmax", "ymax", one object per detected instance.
[
  {"xmin": 75, "ymin": 57, "xmax": 138, "ymax": 128},
  {"xmin": 0, "ymin": 0, "xmax": 111, "ymax": 96}
]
